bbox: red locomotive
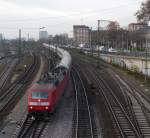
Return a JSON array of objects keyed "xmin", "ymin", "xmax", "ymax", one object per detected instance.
[{"xmin": 27, "ymin": 44, "xmax": 71, "ymax": 117}]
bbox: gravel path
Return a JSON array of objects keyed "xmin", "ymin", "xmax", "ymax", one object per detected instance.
[{"xmin": 42, "ymin": 79, "xmax": 74, "ymax": 138}]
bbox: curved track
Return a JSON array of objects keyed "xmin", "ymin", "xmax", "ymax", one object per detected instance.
[
  {"xmin": 0, "ymin": 54, "xmax": 40, "ymax": 115},
  {"xmin": 111, "ymin": 72, "xmax": 150, "ymax": 137},
  {"xmin": 74, "ymin": 61, "xmax": 143, "ymax": 138},
  {"xmin": 0, "ymin": 58, "xmax": 18, "ymax": 92},
  {"xmin": 91, "ymin": 68, "xmax": 142, "ymax": 138},
  {"xmin": 70, "ymin": 50, "xmax": 150, "ymax": 137}
]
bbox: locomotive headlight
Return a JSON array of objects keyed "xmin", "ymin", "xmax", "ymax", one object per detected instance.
[
  {"xmin": 30, "ymin": 106, "xmax": 33, "ymax": 109},
  {"xmin": 45, "ymin": 107, "xmax": 48, "ymax": 110}
]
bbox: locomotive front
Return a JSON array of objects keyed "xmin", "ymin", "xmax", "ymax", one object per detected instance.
[{"xmin": 28, "ymin": 83, "xmax": 55, "ymax": 116}]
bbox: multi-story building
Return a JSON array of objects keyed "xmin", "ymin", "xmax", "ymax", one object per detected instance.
[
  {"xmin": 39, "ymin": 31, "xmax": 48, "ymax": 40},
  {"xmin": 137, "ymin": 26, "xmax": 150, "ymax": 40},
  {"xmin": 73, "ymin": 25, "xmax": 90, "ymax": 46},
  {"xmin": 60, "ymin": 33, "xmax": 68, "ymax": 39},
  {"xmin": 128, "ymin": 22, "xmax": 148, "ymax": 31}
]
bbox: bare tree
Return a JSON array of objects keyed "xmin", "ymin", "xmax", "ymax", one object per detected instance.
[
  {"xmin": 136, "ymin": 0, "xmax": 150, "ymax": 22},
  {"xmin": 107, "ymin": 21, "xmax": 120, "ymax": 31}
]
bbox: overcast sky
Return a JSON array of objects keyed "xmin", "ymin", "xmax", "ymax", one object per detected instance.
[{"xmin": 0, "ymin": 0, "xmax": 145, "ymax": 39}]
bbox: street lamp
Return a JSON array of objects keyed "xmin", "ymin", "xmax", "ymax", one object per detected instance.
[
  {"xmin": 97, "ymin": 20, "xmax": 100, "ymax": 68},
  {"xmin": 145, "ymin": 38, "xmax": 148, "ymax": 83}
]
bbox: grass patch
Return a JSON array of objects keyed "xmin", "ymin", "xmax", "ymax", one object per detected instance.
[
  {"xmin": 12, "ymin": 55, "xmax": 33, "ymax": 82},
  {"xmin": 16, "ymin": 55, "xmax": 33, "ymax": 73}
]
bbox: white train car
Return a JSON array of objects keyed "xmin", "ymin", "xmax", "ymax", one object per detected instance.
[{"xmin": 43, "ymin": 43, "xmax": 72, "ymax": 70}]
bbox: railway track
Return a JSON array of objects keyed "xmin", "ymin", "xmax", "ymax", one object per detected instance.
[
  {"xmin": 72, "ymin": 51, "xmax": 150, "ymax": 137},
  {"xmin": 0, "ymin": 54, "xmax": 39, "ymax": 115},
  {"xmin": 111, "ymin": 73, "xmax": 150, "ymax": 137},
  {"xmin": 81, "ymin": 66, "xmax": 142, "ymax": 138},
  {"xmin": 0, "ymin": 58, "xmax": 18, "ymax": 92},
  {"xmin": 72, "ymin": 68, "xmax": 95, "ymax": 138},
  {"xmin": 11, "ymin": 115, "xmax": 47, "ymax": 138}
]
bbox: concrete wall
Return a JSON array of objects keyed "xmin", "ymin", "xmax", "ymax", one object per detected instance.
[{"xmin": 100, "ymin": 54, "xmax": 150, "ymax": 76}]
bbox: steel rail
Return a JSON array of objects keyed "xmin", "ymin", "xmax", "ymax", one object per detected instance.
[
  {"xmin": 71, "ymin": 73, "xmax": 79, "ymax": 138},
  {"xmin": 72, "ymin": 67, "xmax": 94, "ymax": 138},
  {"xmin": 31, "ymin": 122, "xmax": 47, "ymax": 138},
  {"xmin": 0, "ymin": 54, "xmax": 39, "ymax": 113},
  {"xmin": 112, "ymin": 73, "xmax": 150, "ymax": 137},
  {"xmin": 85, "ymin": 66, "xmax": 141, "ymax": 138},
  {"xmin": 111, "ymin": 74, "xmax": 143, "ymax": 136},
  {"xmin": 0, "ymin": 59, "xmax": 17, "ymax": 92}
]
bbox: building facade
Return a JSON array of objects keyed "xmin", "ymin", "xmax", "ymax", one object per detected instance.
[
  {"xmin": 60, "ymin": 33, "xmax": 68, "ymax": 39},
  {"xmin": 137, "ymin": 26, "xmax": 150, "ymax": 40},
  {"xmin": 39, "ymin": 31, "xmax": 48, "ymax": 40},
  {"xmin": 73, "ymin": 25, "xmax": 90, "ymax": 46},
  {"xmin": 128, "ymin": 23, "xmax": 148, "ymax": 31}
]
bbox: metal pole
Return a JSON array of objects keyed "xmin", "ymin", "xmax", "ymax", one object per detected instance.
[
  {"xmin": 122, "ymin": 33, "xmax": 123, "ymax": 52},
  {"xmin": 145, "ymin": 39, "xmax": 148, "ymax": 82},
  {"xmin": 127, "ymin": 38, "xmax": 128, "ymax": 51},
  {"xmin": 18, "ymin": 29, "xmax": 22, "ymax": 56},
  {"xmin": 97, "ymin": 20, "xmax": 100, "ymax": 67},
  {"xmin": 0, "ymin": 34, "xmax": 4, "ymax": 56},
  {"xmin": 90, "ymin": 27, "xmax": 93, "ymax": 56}
]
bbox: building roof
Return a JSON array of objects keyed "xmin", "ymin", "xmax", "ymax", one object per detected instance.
[{"xmin": 73, "ymin": 25, "xmax": 89, "ymax": 28}]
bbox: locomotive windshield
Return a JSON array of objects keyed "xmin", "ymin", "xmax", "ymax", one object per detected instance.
[{"xmin": 32, "ymin": 92, "xmax": 48, "ymax": 99}]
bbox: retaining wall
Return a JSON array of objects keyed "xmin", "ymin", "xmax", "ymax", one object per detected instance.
[{"xmin": 100, "ymin": 54, "xmax": 150, "ymax": 76}]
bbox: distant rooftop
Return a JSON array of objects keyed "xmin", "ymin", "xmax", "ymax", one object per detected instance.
[
  {"xmin": 73, "ymin": 25, "xmax": 89, "ymax": 28},
  {"xmin": 129, "ymin": 22, "xmax": 148, "ymax": 26}
]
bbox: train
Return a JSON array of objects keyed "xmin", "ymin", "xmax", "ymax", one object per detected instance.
[{"xmin": 27, "ymin": 44, "xmax": 72, "ymax": 118}]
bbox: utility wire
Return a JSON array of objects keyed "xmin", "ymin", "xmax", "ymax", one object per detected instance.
[{"xmin": 0, "ymin": 2, "xmax": 142, "ymax": 23}]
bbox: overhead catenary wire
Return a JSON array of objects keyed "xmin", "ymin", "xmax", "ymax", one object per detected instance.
[
  {"xmin": 0, "ymin": 1, "xmax": 142, "ymax": 23},
  {"xmin": 0, "ymin": 0, "xmax": 143, "ymax": 38}
]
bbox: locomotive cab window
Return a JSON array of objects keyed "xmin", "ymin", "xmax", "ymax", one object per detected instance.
[{"xmin": 32, "ymin": 92, "xmax": 48, "ymax": 99}]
